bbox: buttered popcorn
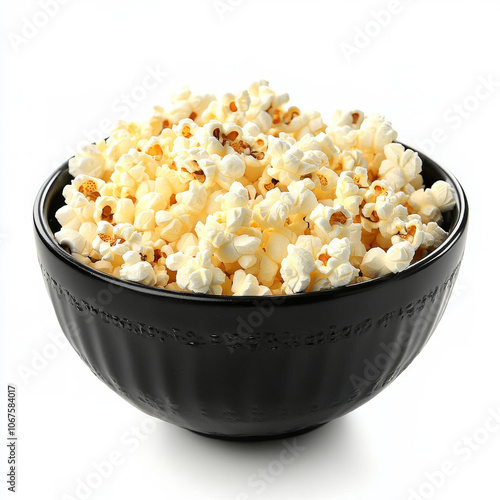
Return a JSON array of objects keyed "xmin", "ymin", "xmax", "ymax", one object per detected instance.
[{"xmin": 55, "ymin": 81, "xmax": 456, "ymax": 295}]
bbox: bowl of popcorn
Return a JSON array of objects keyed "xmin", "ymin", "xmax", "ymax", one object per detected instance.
[{"xmin": 34, "ymin": 81, "xmax": 468, "ymax": 440}]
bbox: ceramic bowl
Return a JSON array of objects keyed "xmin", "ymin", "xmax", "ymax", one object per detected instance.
[{"xmin": 33, "ymin": 146, "xmax": 468, "ymax": 440}]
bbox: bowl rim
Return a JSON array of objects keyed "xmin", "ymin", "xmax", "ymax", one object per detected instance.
[{"xmin": 33, "ymin": 143, "xmax": 469, "ymax": 304}]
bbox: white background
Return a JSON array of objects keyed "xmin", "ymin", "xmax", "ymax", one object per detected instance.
[{"xmin": 1, "ymin": 0, "xmax": 499, "ymax": 499}]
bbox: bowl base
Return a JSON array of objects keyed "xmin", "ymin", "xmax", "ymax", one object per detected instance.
[{"xmin": 187, "ymin": 422, "xmax": 327, "ymax": 442}]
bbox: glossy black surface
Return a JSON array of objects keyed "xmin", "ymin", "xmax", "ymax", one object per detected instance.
[{"xmin": 33, "ymin": 147, "xmax": 468, "ymax": 440}]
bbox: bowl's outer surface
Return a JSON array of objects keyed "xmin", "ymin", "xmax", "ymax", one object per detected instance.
[{"xmin": 34, "ymin": 149, "xmax": 468, "ymax": 439}]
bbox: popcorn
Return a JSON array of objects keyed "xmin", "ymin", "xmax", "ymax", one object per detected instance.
[
  {"xmin": 176, "ymin": 184, "xmax": 209, "ymax": 218},
  {"xmin": 263, "ymin": 227, "xmax": 297, "ymax": 265},
  {"xmin": 194, "ymin": 120, "xmax": 226, "ymax": 156},
  {"xmin": 166, "ymin": 250, "xmax": 225, "ymax": 294},
  {"xmin": 136, "ymin": 177, "xmax": 173, "ymax": 204},
  {"xmin": 91, "ymin": 260, "xmax": 114, "ymax": 275},
  {"xmin": 310, "ymin": 166, "xmax": 338, "ymax": 200},
  {"xmin": 378, "ymin": 143, "xmax": 422, "ymax": 192},
  {"xmin": 296, "ymin": 132, "xmax": 337, "ymax": 161},
  {"xmin": 287, "ymin": 178, "xmax": 318, "ymax": 217},
  {"xmin": 360, "ymin": 247, "xmax": 390, "ymax": 278},
  {"xmin": 157, "ymin": 163, "xmax": 194, "ymax": 193},
  {"xmin": 268, "ymin": 146, "xmax": 328, "ymax": 186},
  {"xmin": 174, "ymin": 146, "xmax": 209, "ymax": 174},
  {"xmin": 195, "ymin": 218, "xmax": 261, "ymax": 265},
  {"xmin": 292, "ymin": 110, "xmax": 326, "ymax": 139},
  {"xmin": 71, "ymin": 175, "xmax": 106, "ymax": 200},
  {"xmin": 92, "ymin": 221, "xmax": 127, "ymax": 261},
  {"xmin": 356, "ymin": 114, "xmax": 398, "ymax": 154},
  {"xmin": 120, "ymin": 251, "xmax": 157, "ymax": 286},
  {"xmin": 155, "ymin": 207, "xmax": 191, "ymax": 243},
  {"xmin": 231, "ymin": 270, "xmax": 271, "ymax": 296},
  {"xmin": 173, "ymin": 118, "xmax": 199, "ymax": 141},
  {"xmin": 112, "ymin": 223, "xmax": 144, "ymax": 253},
  {"xmin": 267, "ymin": 135, "xmax": 291, "ymax": 159},
  {"xmin": 94, "ymin": 196, "xmax": 118, "ymax": 224},
  {"xmin": 295, "ymin": 234, "xmax": 323, "ymax": 257},
  {"xmin": 167, "ymin": 88, "xmax": 215, "ymax": 122},
  {"xmin": 379, "ymin": 203, "xmax": 408, "ymax": 240},
  {"xmin": 363, "ymin": 179, "xmax": 393, "ymax": 204},
  {"xmin": 106, "ymin": 121, "xmax": 154, "ymax": 164},
  {"xmin": 55, "ymin": 228, "xmax": 87, "ymax": 255},
  {"xmin": 280, "ymin": 244, "xmax": 316, "ymax": 294},
  {"xmin": 254, "ymin": 187, "xmax": 294, "ymax": 229},
  {"xmin": 349, "ymin": 239, "xmax": 366, "ymax": 268},
  {"xmin": 153, "ymin": 264, "xmax": 170, "ymax": 287},
  {"xmin": 245, "ymin": 249, "xmax": 280, "ymax": 286},
  {"xmin": 408, "ymin": 180, "xmax": 456, "ymax": 223},
  {"xmin": 326, "ymin": 110, "xmax": 364, "ymax": 150},
  {"xmin": 309, "ymin": 203, "xmax": 352, "ymax": 242},
  {"xmin": 62, "ymin": 183, "xmax": 94, "ymax": 209},
  {"xmin": 310, "ymin": 237, "xmax": 359, "ymax": 291},
  {"xmin": 421, "ymin": 221, "xmax": 448, "ymax": 250},
  {"xmin": 259, "ymin": 257, "xmax": 280, "ymax": 286},
  {"xmin": 216, "ymin": 182, "xmax": 253, "ymax": 232},
  {"xmin": 217, "ymin": 153, "xmax": 246, "ymax": 186},
  {"xmin": 429, "ymin": 181, "xmax": 456, "ymax": 212},
  {"xmin": 78, "ymin": 222, "xmax": 98, "ymax": 257},
  {"xmin": 360, "ymin": 239, "xmax": 415, "ymax": 278},
  {"xmin": 362, "ymin": 196, "xmax": 395, "ymax": 229},
  {"xmin": 202, "ymin": 90, "xmax": 250, "ymax": 125},
  {"xmin": 335, "ymin": 149, "xmax": 367, "ymax": 175},
  {"xmin": 110, "ymin": 150, "xmax": 151, "ymax": 199},
  {"xmin": 56, "ymin": 81, "xmax": 455, "ymax": 295},
  {"xmin": 233, "ymin": 233, "xmax": 261, "ymax": 256},
  {"xmin": 55, "ymin": 204, "xmax": 94, "ymax": 231},
  {"xmin": 391, "ymin": 216, "xmax": 424, "ymax": 250},
  {"xmin": 385, "ymin": 241, "xmax": 415, "ymax": 273},
  {"xmin": 245, "ymin": 80, "xmax": 289, "ymax": 133},
  {"xmin": 175, "ymin": 232, "xmax": 198, "ymax": 256},
  {"xmin": 335, "ymin": 169, "xmax": 365, "ymax": 215},
  {"xmin": 140, "ymin": 136, "xmax": 165, "ymax": 162},
  {"xmin": 114, "ymin": 198, "xmax": 135, "ymax": 224},
  {"xmin": 69, "ymin": 143, "xmax": 107, "ymax": 179},
  {"xmin": 238, "ymin": 254, "xmax": 258, "ymax": 270}
]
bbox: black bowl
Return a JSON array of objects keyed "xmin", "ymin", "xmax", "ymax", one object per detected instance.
[{"xmin": 33, "ymin": 147, "xmax": 468, "ymax": 440}]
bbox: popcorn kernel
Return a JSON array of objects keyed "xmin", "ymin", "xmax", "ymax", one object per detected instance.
[{"xmin": 57, "ymin": 81, "xmax": 455, "ymax": 295}]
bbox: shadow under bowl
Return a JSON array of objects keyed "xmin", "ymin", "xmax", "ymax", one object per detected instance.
[{"xmin": 33, "ymin": 146, "xmax": 468, "ymax": 440}]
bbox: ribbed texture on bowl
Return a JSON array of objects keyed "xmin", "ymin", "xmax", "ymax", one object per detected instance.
[
  {"xmin": 34, "ymin": 150, "xmax": 468, "ymax": 440},
  {"xmin": 36, "ymin": 245, "xmax": 463, "ymax": 438}
]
